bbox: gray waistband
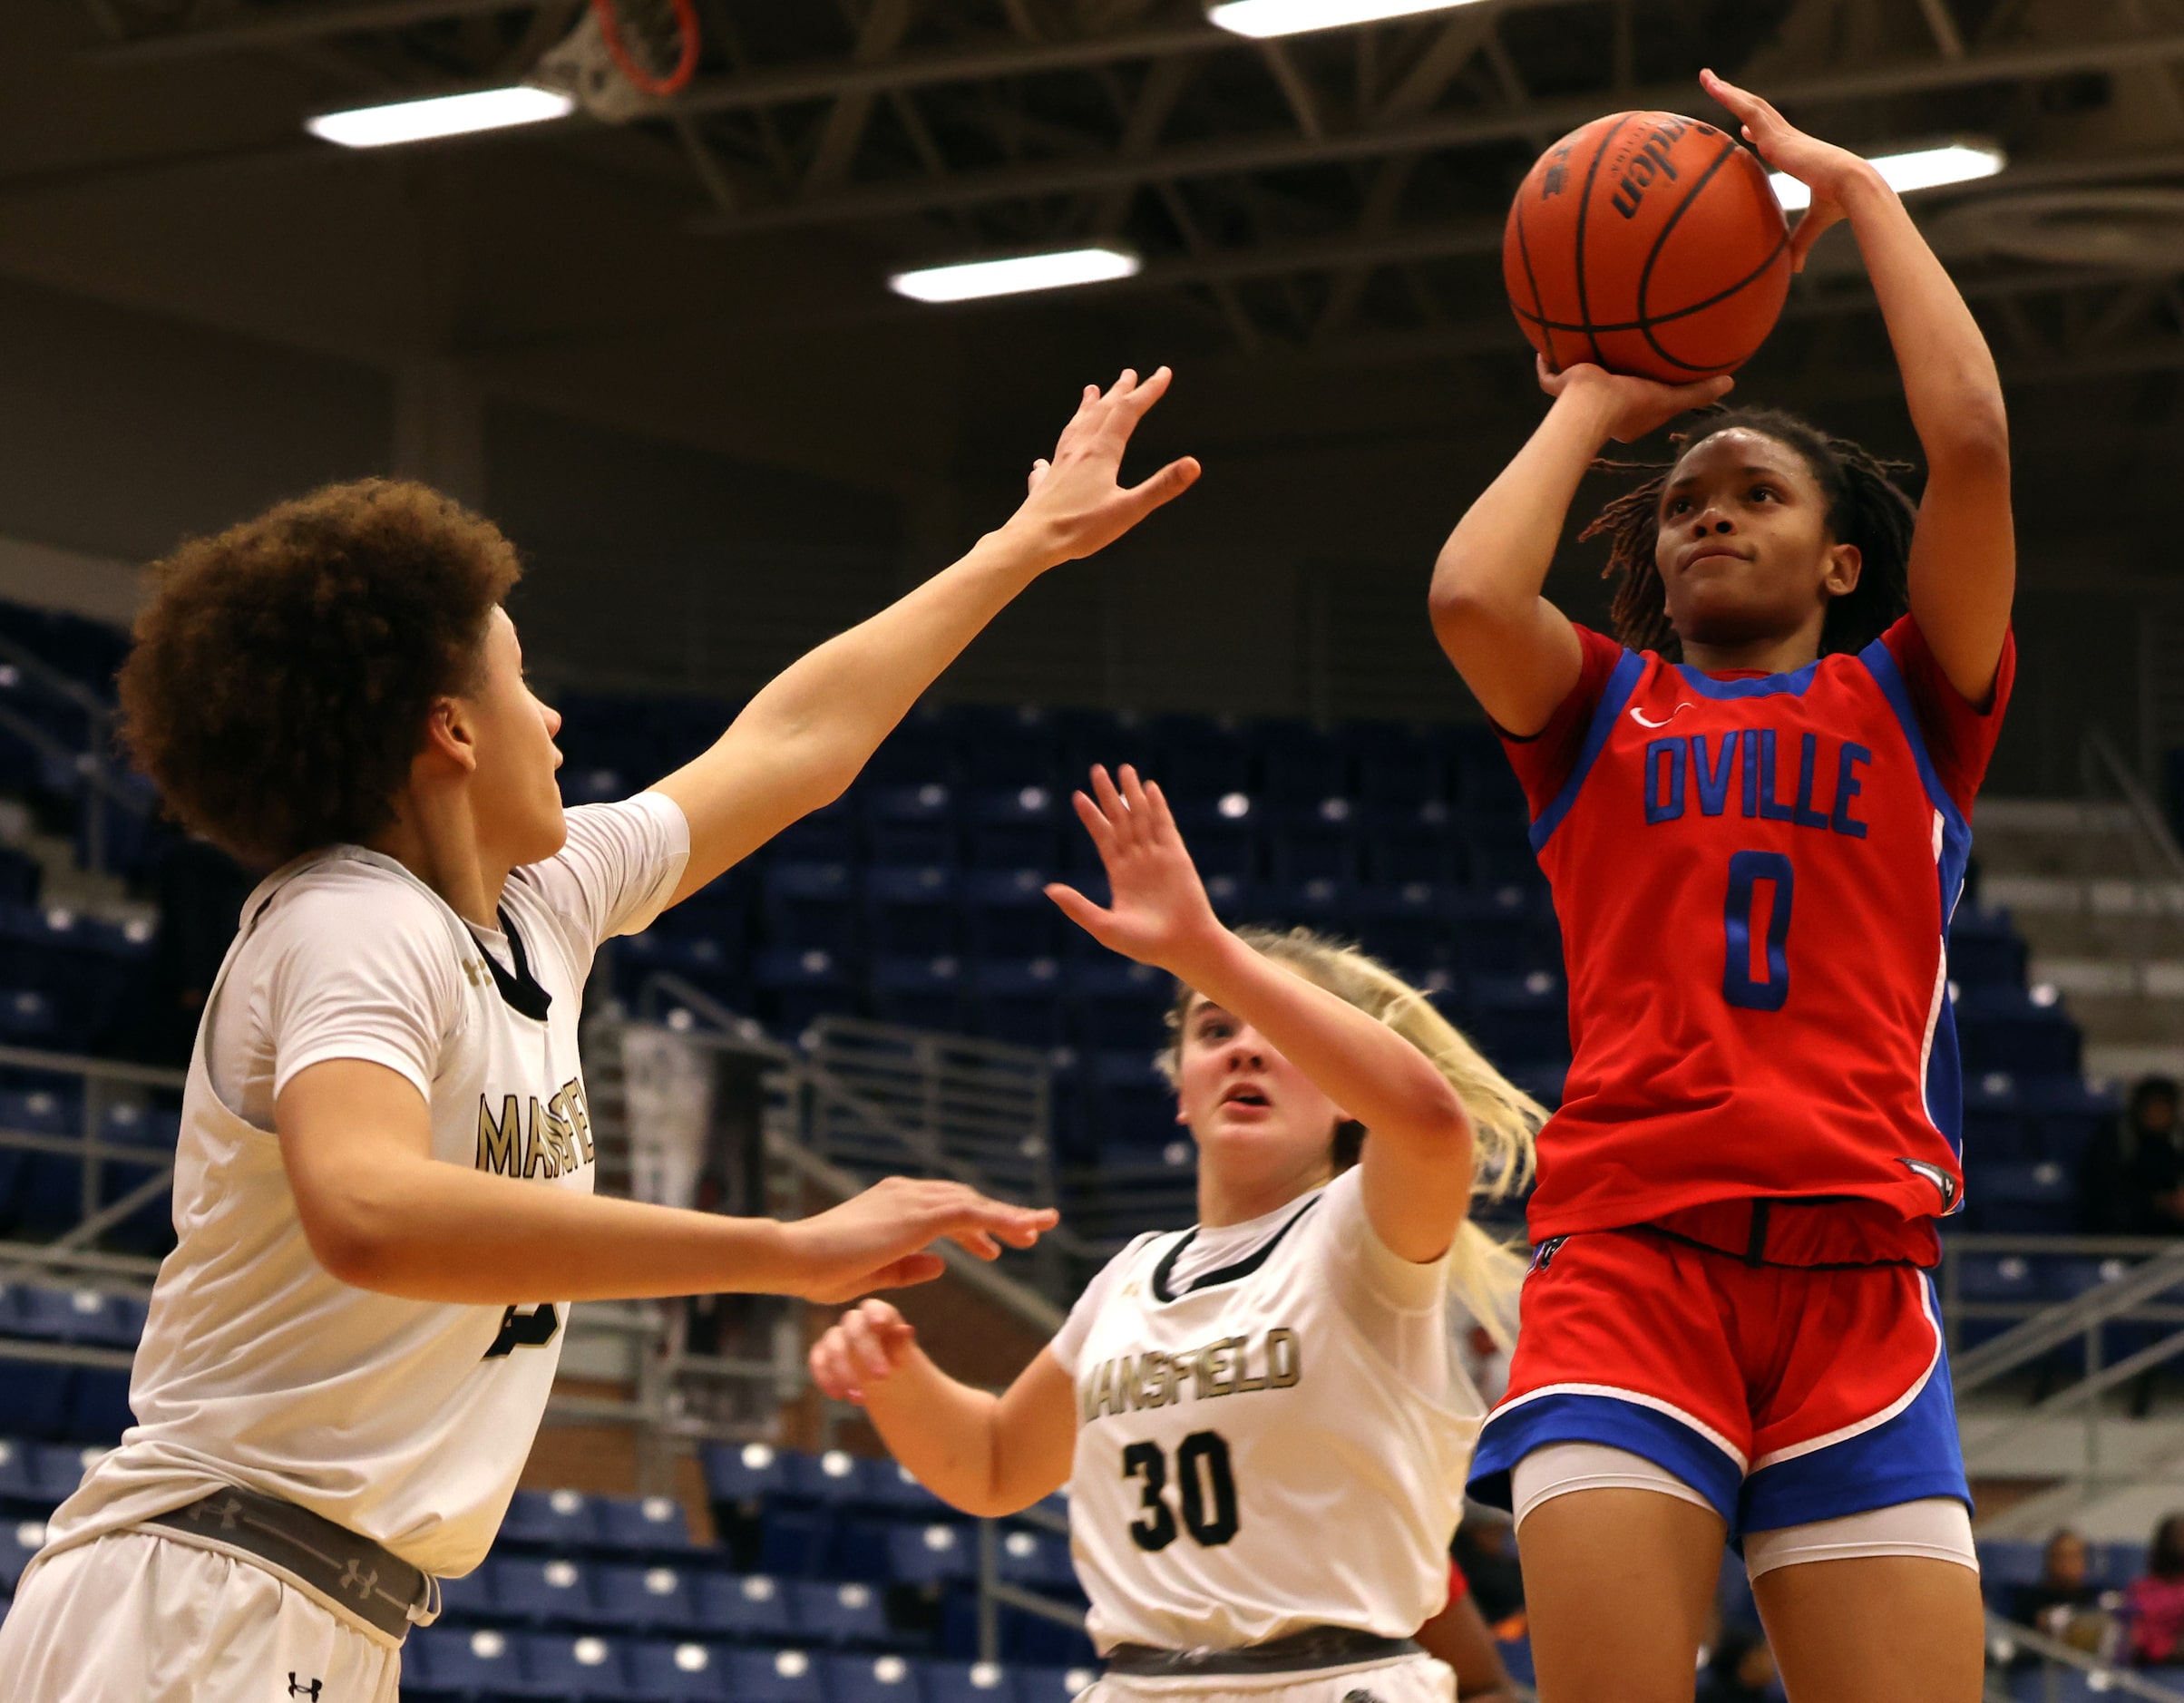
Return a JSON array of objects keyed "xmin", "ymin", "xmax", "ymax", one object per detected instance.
[
  {"xmin": 1105, "ymin": 1629, "xmax": 1422, "ymax": 1678},
  {"xmin": 146, "ymin": 1485, "xmax": 434, "ymax": 1642}
]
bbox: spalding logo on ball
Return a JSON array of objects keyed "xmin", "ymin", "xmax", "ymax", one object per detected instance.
[{"xmin": 1503, "ymin": 111, "xmax": 1790, "ymax": 384}]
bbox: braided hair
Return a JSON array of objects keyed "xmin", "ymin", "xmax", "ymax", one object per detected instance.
[{"xmin": 1581, "ymin": 407, "xmax": 1917, "ymax": 661}]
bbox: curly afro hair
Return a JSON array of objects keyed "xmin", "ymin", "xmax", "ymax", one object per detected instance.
[{"xmin": 119, "ymin": 479, "xmax": 522, "ymax": 868}]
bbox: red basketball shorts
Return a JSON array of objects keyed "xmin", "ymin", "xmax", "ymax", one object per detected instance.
[{"xmin": 1466, "ymin": 1226, "xmax": 1969, "ymax": 1537}]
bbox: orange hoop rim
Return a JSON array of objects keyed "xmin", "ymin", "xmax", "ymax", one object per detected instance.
[{"xmin": 589, "ymin": 0, "xmax": 701, "ymax": 98}]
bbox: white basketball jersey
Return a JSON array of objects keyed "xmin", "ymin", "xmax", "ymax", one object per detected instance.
[
  {"xmin": 39, "ymin": 801, "xmax": 684, "ymax": 1581},
  {"xmin": 1059, "ymin": 1168, "xmax": 1484, "ymax": 1655}
]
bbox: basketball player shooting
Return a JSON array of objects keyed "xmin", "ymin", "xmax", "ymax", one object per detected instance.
[
  {"xmin": 1432, "ymin": 73, "xmax": 2013, "ymax": 1703},
  {"xmin": 0, "ymin": 370, "xmax": 1197, "ymax": 1703},
  {"xmin": 810, "ymin": 763, "xmax": 1545, "ymax": 1703}
]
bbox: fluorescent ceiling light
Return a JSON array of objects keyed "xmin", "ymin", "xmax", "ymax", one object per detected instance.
[
  {"xmin": 1206, "ymin": 0, "xmax": 1484, "ymax": 38},
  {"xmin": 307, "ymin": 85, "xmax": 574, "ymax": 150},
  {"xmin": 889, "ymin": 247, "xmax": 1142, "ymax": 304},
  {"xmin": 1770, "ymin": 141, "xmax": 2005, "ymax": 211}
]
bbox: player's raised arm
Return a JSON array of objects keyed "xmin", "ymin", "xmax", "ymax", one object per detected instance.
[
  {"xmin": 278, "ymin": 1058, "xmax": 1056, "ymax": 1305},
  {"xmin": 1701, "ymin": 68, "xmax": 2013, "ymax": 702},
  {"xmin": 1428, "ymin": 359, "xmax": 1731, "ymax": 735},
  {"xmin": 806, "ymin": 1299, "xmax": 1077, "ymax": 1519},
  {"xmin": 1045, "ymin": 764, "xmax": 1475, "ymax": 1262},
  {"xmin": 651, "ymin": 369, "xmax": 1199, "ymax": 903}
]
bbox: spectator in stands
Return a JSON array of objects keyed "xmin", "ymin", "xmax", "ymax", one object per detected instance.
[
  {"xmin": 2125, "ymin": 1514, "xmax": 2184, "ymax": 1666},
  {"xmin": 2011, "ymin": 1529, "xmax": 2111, "ymax": 1664},
  {"xmin": 2079, "ymin": 1078, "xmax": 2184, "ymax": 1236},
  {"xmin": 1696, "ymin": 1625, "xmax": 1778, "ymax": 1703}
]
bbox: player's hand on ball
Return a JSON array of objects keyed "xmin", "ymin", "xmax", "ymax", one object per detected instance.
[
  {"xmin": 809, "ymin": 1299, "xmax": 919, "ymax": 1406},
  {"xmin": 784, "ymin": 1176, "xmax": 1058, "ymax": 1305},
  {"xmin": 1538, "ymin": 355, "xmax": 1732, "ymax": 443},
  {"xmin": 1045, "ymin": 764, "xmax": 1225, "ymax": 979},
  {"xmin": 1701, "ymin": 68, "xmax": 1868, "ymax": 271},
  {"xmin": 1001, "ymin": 368, "xmax": 1201, "ymax": 569}
]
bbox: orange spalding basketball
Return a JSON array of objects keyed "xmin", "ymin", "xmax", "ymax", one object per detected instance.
[{"xmin": 1503, "ymin": 110, "xmax": 1790, "ymax": 384}]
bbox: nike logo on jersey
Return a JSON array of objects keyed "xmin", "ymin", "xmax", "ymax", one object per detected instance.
[
  {"xmin": 1897, "ymin": 1158, "xmax": 1961, "ymax": 1212},
  {"xmin": 1080, "ymin": 1327, "xmax": 1300, "ymax": 1423},
  {"xmin": 1629, "ymin": 703, "xmax": 1694, "ymax": 729}
]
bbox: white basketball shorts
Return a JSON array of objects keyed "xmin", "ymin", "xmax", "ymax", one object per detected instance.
[
  {"xmin": 0, "ymin": 1528, "xmax": 401, "ymax": 1703},
  {"xmin": 1083, "ymin": 1651, "xmax": 1455, "ymax": 1703}
]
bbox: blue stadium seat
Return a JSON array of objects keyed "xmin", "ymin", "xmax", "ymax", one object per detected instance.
[
  {"xmin": 100, "ymin": 1104, "xmax": 180, "ymax": 1151},
  {"xmin": 2008, "ymin": 1666, "xmax": 2112, "ymax": 1702},
  {"xmin": 1165, "ymin": 801, "xmax": 1256, "ymax": 881},
  {"xmin": 1087, "ymin": 1054, "xmax": 1177, "ymax": 1156},
  {"xmin": 754, "ymin": 949, "xmax": 858, "ymax": 1036},
  {"xmin": 968, "ymin": 790, "xmax": 1062, "ymax": 873},
  {"xmin": 67, "ymin": 1367, "xmax": 132, "ymax": 1442},
  {"xmin": 1444, "ymin": 888, "xmax": 1543, "ymax": 976},
  {"xmin": 1948, "ymin": 907, "xmax": 2024, "ymax": 988},
  {"xmin": 757, "ymin": 1509, "xmax": 836, "ymax": 1578},
  {"xmin": 1349, "ymin": 881, "xmax": 1448, "ymax": 977},
  {"xmin": 1957, "ymin": 988, "xmax": 2082, "ymax": 1079},
  {"xmin": 764, "ymin": 863, "xmax": 858, "ymax": 955},
  {"xmin": 868, "ymin": 787, "xmax": 961, "ymax": 871},
  {"xmin": 1953, "ymin": 1254, "xmax": 2040, "ymax": 1349},
  {"xmin": 925, "ymin": 1658, "xmax": 1023, "ymax": 1703},
  {"xmin": 781, "ymin": 1448, "xmax": 871, "ymax": 1509},
  {"xmin": 872, "ymin": 957, "xmax": 968, "ymax": 1034},
  {"xmin": 434, "ymin": 1562, "xmax": 497, "ymax": 1621},
  {"xmin": 0, "ymin": 1365, "xmax": 69, "ymax": 1443},
  {"xmin": 867, "ymin": 710, "xmax": 958, "ymax": 789},
  {"xmin": 1055, "ymin": 710, "xmax": 1146, "ymax": 789},
  {"xmin": 957, "ymin": 708, "xmax": 1057, "ymax": 794},
  {"xmin": 522, "ymin": 1630, "xmax": 642, "ymax": 1700},
  {"xmin": 771, "ymin": 808, "xmax": 859, "ymax": 867},
  {"xmin": 963, "ymin": 871, "xmax": 1066, "ymax": 962},
  {"xmin": 705, "ymin": 1440, "xmax": 793, "ymax": 1506},
  {"xmin": 15, "ymin": 1286, "xmax": 138, "ymax": 1348},
  {"xmin": 695, "ymin": 1571, "xmax": 797, "ymax": 1638},
  {"xmin": 722, "ymin": 1646, "xmax": 829, "ymax": 1703},
  {"xmin": 1359, "ymin": 802, "xmax": 1461, "ymax": 887},
  {"xmin": 1018, "ymin": 1665, "xmax": 1098, "ymax": 1703},
  {"xmin": 1263, "ymin": 802, "xmax": 1360, "ymax": 885},
  {"xmin": 826, "ymin": 1652, "xmax": 926, "ymax": 1703},
  {"xmin": 1962, "ymin": 1073, "xmax": 2035, "ymax": 1161},
  {"xmin": 619, "ymin": 932, "xmax": 746, "ymax": 1010},
  {"xmin": 0, "ymin": 1517, "xmax": 44, "ymax": 1591},
  {"xmin": 409, "ymin": 1625, "xmax": 524, "ymax": 1695},
  {"xmin": 860, "ymin": 1460, "xmax": 953, "ymax": 1520},
  {"xmin": 1444, "ymin": 726, "xmax": 1526, "ymax": 812},
  {"xmin": 1072, "ymin": 962, "xmax": 1172, "ymax": 1052},
  {"xmin": 1254, "ymin": 721, "xmax": 1349, "ymax": 806},
  {"xmin": 1150, "ymin": 716, "xmax": 1251, "ymax": 799},
  {"xmin": 596, "ymin": 1494, "xmax": 697, "ymax": 1555},
  {"xmin": 562, "ymin": 766, "xmax": 628, "ymax": 808},
  {"xmin": 0, "ymin": 1436, "xmax": 38, "ymax": 1504},
  {"xmin": 627, "ymin": 1638, "xmax": 736, "ymax": 1701},
  {"xmin": 28, "ymin": 1444, "xmax": 102, "ymax": 1504},
  {"xmin": 1348, "ymin": 724, "xmax": 1444, "ymax": 809},
  {"xmin": 1466, "ymin": 972, "xmax": 1569, "ymax": 1066},
  {"xmin": 1966, "ymin": 1162, "xmax": 2076, "ymax": 1234},
  {"xmin": 502, "ymin": 1488, "xmax": 604, "ymax": 1551},
  {"xmin": 792, "ymin": 1578, "xmax": 892, "ymax": 1647},
  {"xmin": 885, "ymin": 1522, "xmax": 977, "ymax": 1586},
  {"xmin": 2023, "ymin": 1078, "xmax": 2120, "ymax": 1171},
  {"xmin": 494, "ymin": 1555, "xmax": 600, "ymax": 1624},
  {"xmin": 592, "ymin": 1562, "xmax": 700, "ymax": 1634},
  {"xmin": 970, "ymin": 959, "xmax": 1068, "ymax": 1049},
  {"xmin": 995, "ymin": 1527, "xmax": 1077, "ymax": 1594},
  {"xmin": 866, "ymin": 869, "xmax": 961, "ymax": 959}
]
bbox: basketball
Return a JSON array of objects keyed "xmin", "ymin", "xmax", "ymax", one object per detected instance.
[{"xmin": 1503, "ymin": 110, "xmax": 1791, "ymax": 384}]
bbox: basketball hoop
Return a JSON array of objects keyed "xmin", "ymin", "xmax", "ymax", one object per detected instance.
[
  {"xmin": 536, "ymin": 0, "xmax": 703, "ymax": 122},
  {"xmin": 589, "ymin": 0, "xmax": 702, "ymax": 99}
]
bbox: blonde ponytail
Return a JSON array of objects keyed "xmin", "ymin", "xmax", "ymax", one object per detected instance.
[{"xmin": 1157, "ymin": 925, "xmax": 1545, "ymax": 1350}]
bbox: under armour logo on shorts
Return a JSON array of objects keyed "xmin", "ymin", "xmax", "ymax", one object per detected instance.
[
  {"xmin": 1341, "ymin": 1690, "xmax": 1382, "ymax": 1703},
  {"xmin": 337, "ymin": 1557, "xmax": 379, "ymax": 1598},
  {"xmin": 287, "ymin": 1677, "xmax": 322, "ymax": 1700}
]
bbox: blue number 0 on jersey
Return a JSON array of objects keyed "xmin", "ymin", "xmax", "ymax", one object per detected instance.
[{"xmin": 1722, "ymin": 850, "xmax": 1795, "ymax": 1011}]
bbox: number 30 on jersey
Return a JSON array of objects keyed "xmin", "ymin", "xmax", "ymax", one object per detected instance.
[{"xmin": 1122, "ymin": 1432, "xmax": 1239, "ymax": 1551}]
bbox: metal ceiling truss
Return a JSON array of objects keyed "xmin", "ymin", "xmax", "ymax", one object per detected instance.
[{"xmin": 72, "ymin": 0, "xmax": 2184, "ymax": 358}]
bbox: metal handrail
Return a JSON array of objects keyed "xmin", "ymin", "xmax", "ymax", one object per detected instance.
[
  {"xmin": 1988, "ymin": 1611, "xmax": 2184, "ymax": 1702},
  {"xmin": 1953, "ymin": 1243, "xmax": 2184, "ymax": 1393},
  {"xmin": 2083, "ymin": 726, "xmax": 2184, "ymax": 885}
]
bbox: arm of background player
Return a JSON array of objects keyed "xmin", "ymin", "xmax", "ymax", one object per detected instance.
[
  {"xmin": 1702, "ymin": 69, "xmax": 2013, "ymax": 703},
  {"xmin": 808, "ymin": 1299, "xmax": 1077, "ymax": 1518},
  {"xmin": 278, "ymin": 1058, "xmax": 1055, "ymax": 1305},
  {"xmin": 649, "ymin": 370, "xmax": 1199, "ymax": 904},
  {"xmin": 1047, "ymin": 764, "xmax": 1474, "ymax": 1263},
  {"xmin": 1415, "ymin": 1589, "xmax": 1521, "ymax": 1702},
  {"xmin": 1428, "ymin": 361, "xmax": 1729, "ymax": 735}
]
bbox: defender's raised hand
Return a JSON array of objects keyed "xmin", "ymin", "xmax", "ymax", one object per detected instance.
[
  {"xmin": 1009, "ymin": 368, "xmax": 1200, "ymax": 569},
  {"xmin": 1045, "ymin": 764, "xmax": 1225, "ymax": 980},
  {"xmin": 779, "ymin": 1176, "xmax": 1058, "ymax": 1305}
]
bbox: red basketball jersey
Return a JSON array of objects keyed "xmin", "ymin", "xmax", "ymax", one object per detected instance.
[{"xmin": 1500, "ymin": 616, "xmax": 2014, "ymax": 1257}]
